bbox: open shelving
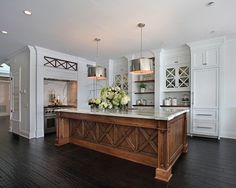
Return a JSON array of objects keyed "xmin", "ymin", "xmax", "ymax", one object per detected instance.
[
  {"xmin": 134, "ymin": 91, "xmax": 155, "ymax": 94},
  {"xmin": 134, "ymin": 79, "xmax": 154, "ymax": 83},
  {"xmin": 133, "ymin": 105, "xmax": 155, "ymax": 107}
]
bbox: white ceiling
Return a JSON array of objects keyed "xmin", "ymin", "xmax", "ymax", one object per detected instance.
[{"xmin": 0, "ymin": 0, "xmax": 236, "ymax": 62}]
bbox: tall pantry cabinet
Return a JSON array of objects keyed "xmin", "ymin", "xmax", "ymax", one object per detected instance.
[{"xmin": 188, "ymin": 38, "xmax": 224, "ymax": 138}]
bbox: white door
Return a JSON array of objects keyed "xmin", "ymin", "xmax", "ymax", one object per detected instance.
[
  {"xmin": 205, "ymin": 48, "xmax": 218, "ymax": 67},
  {"xmin": 192, "ymin": 48, "xmax": 219, "ymax": 69},
  {"xmin": 10, "ymin": 66, "xmax": 21, "ymax": 134},
  {"xmin": 192, "ymin": 68, "xmax": 218, "ymax": 108},
  {"xmin": 192, "ymin": 50, "xmax": 204, "ymax": 68}
]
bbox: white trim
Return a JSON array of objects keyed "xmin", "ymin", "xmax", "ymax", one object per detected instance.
[
  {"xmin": 28, "ymin": 45, "xmax": 37, "ymax": 139},
  {"xmin": 19, "ymin": 129, "xmax": 35, "ymax": 139},
  {"xmin": 187, "ymin": 36, "xmax": 225, "ymax": 49},
  {"xmin": 36, "ymin": 129, "xmax": 44, "ymax": 138},
  {"xmin": 161, "ymin": 45, "xmax": 190, "ymax": 56},
  {"xmin": 220, "ymin": 132, "xmax": 236, "ymax": 139}
]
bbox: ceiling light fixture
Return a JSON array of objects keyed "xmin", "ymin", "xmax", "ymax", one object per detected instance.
[
  {"xmin": 209, "ymin": 30, "xmax": 215, "ymax": 34},
  {"xmin": 206, "ymin": 2, "xmax": 215, "ymax": 7},
  {"xmin": 87, "ymin": 38, "xmax": 107, "ymax": 80},
  {"xmin": 130, "ymin": 23, "xmax": 153, "ymax": 75},
  {"xmin": 23, "ymin": 10, "xmax": 32, "ymax": 15},
  {"xmin": 1, "ymin": 30, "xmax": 8, "ymax": 34}
]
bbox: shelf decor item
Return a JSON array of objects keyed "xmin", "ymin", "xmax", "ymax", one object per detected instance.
[
  {"xmin": 88, "ymin": 86, "xmax": 130, "ymax": 111},
  {"xmin": 139, "ymin": 83, "xmax": 147, "ymax": 93}
]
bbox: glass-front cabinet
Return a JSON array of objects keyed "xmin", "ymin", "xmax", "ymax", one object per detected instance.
[
  {"xmin": 114, "ymin": 73, "xmax": 128, "ymax": 91},
  {"xmin": 165, "ymin": 64, "xmax": 190, "ymax": 91}
]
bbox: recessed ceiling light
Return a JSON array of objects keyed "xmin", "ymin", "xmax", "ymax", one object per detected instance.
[
  {"xmin": 206, "ymin": 2, "xmax": 215, "ymax": 7},
  {"xmin": 1, "ymin": 30, "xmax": 8, "ymax": 34},
  {"xmin": 210, "ymin": 30, "xmax": 215, "ymax": 34},
  {"xmin": 23, "ymin": 10, "xmax": 32, "ymax": 15}
]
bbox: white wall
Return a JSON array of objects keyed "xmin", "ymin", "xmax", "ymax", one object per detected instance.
[
  {"xmin": 108, "ymin": 57, "xmax": 128, "ymax": 87},
  {"xmin": 220, "ymin": 39, "xmax": 236, "ymax": 139},
  {"xmin": 6, "ymin": 46, "xmax": 37, "ymax": 139}
]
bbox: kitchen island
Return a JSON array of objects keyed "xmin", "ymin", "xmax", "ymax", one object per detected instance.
[{"xmin": 55, "ymin": 108, "xmax": 188, "ymax": 182}]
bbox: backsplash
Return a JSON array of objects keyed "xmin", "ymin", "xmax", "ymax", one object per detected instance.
[
  {"xmin": 44, "ymin": 80, "xmax": 68, "ymax": 106},
  {"xmin": 160, "ymin": 91, "xmax": 190, "ymax": 106}
]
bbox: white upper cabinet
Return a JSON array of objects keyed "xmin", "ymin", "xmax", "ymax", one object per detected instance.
[
  {"xmin": 192, "ymin": 47, "xmax": 219, "ymax": 69},
  {"xmin": 161, "ymin": 47, "xmax": 191, "ymax": 92},
  {"xmin": 165, "ymin": 54, "xmax": 190, "ymax": 66},
  {"xmin": 164, "ymin": 64, "xmax": 190, "ymax": 91},
  {"xmin": 192, "ymin": 68, "xmax": 218, "ymax": 108},
  {"xmin": 206, "ymin": 47, "xmax": 218, "ymax": 67}
]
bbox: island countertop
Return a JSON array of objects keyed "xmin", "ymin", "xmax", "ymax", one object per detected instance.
[{"xmin": 55, "ymin": 108, "xmax": 188, "ymax": 121}]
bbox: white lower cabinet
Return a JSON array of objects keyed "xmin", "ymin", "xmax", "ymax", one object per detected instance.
[
  {"xmin": 191, "ymin": 109, "xmax": 218, "ymax": 136},
  {"xmin": 193, "ymin": 109, "xmax": 217, "ymax": 121},
  {"xmin": 192, "ymin": 121, "xmax": 217, "ymax": 136}
]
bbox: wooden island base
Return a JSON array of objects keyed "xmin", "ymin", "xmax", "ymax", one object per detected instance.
[{"xmin": 56, "ymin": 111, "xmax": 188, "ymax": 182}]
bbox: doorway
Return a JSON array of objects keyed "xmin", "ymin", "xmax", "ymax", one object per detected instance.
[
  {"xmin": 0, "ymin": 77, "xmax": 10, "ymax": 117},
  {"xmin": 0, "ymin": 63, "xmax": 10, "ymax": 118}
]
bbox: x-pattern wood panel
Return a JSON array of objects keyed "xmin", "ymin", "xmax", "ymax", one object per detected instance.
[
  {"xmin": 99, "ymin": 124, "xmax": 114, "ymax": 145},
  {"xmin": 138, "ymin": 128, "xmax": 158, "ymax": 153},
  {"xmin": 71, "ymin": 120, "xmax": 158, "ymax": 157},
  {"xmin": 83, "ymin": 121, "xmax": 98, "ymax": 143}
]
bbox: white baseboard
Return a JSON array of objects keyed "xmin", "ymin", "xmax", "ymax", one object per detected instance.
[
  {"xmin": 220, "ymin": 131, "xmax": 236, "ymax": 139},
  {"xmin": 36, "ymin": 129, "xmax": 44, "ymax": 138},
  {"xmin": 29, "ymin": 130, "xmax": 36, "ymax": 139},
  {"xmin": 20, "ymin": 130, "xmax": 30, "ymax": 139}
]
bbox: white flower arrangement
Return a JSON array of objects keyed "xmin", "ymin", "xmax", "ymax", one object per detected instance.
[{"xmin": 88, "ymin": 86, "xmax": 130, "ymax": 110}]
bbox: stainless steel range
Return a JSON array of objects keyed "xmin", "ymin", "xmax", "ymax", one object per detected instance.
[{"xmin": 44, "ymin": 105, "xmax": 76, "ymax": 134}]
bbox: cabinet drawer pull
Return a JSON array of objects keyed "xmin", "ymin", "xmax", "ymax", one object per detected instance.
[
  {"xmin": 202, "ymin": 62, "xmax": 207, "ymax": 65},
  {"xmin": 174, "ymin": 61, "xmax": 179, "ymax": 64},
  {"xmin": 196, "ymin": 114, "xmax": 212, "ymax": 116},
  {"xmin": 196, "ymin": 126, "xmax": 212, "ymax": 129}
]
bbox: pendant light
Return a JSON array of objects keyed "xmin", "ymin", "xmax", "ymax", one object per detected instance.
[
  {"xmin": 130, "ymin": 23, "xmax": 154, "ymax": 74},
  {"xmin": 88, "ymin": 38, "xmax": 107, "ymax": 80}
]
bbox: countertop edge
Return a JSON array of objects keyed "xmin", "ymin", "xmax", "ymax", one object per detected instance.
[{"xmin": 56, "ymin": 109, "xmax": 189, "ymax": 121}]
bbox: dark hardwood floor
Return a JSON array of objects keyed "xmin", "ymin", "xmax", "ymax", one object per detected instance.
[{"xmin": 0, "ymin": 116, "xmax": 236, "ymax": 188}]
